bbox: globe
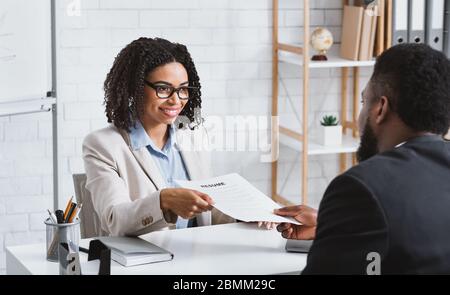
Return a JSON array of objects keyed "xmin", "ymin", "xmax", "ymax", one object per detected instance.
[{"xmin": 310, "ymin": 27, "xmax": 333, "ymax": 61}]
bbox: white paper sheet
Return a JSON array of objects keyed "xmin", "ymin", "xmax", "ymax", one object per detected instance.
[{"xmin": 175, "ymin": 173, "xmax": 301, "ymax": 225}]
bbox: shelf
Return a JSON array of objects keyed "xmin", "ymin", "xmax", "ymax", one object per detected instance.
[
  {"xmin": 279, "ymin": 50, "xmax": 376, "ymax": 69},
  {"xmin": 272, "ymin": 1, "xmax": 368, "ymax": 204},
  {"xmin": 279, "ymin": 132, "xmax": 359, "ymax": 155}
]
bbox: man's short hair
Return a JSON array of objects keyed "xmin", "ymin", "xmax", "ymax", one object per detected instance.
[{"xmin": 371, "ymin": 43, "xmax": 450, "ymax": 135}]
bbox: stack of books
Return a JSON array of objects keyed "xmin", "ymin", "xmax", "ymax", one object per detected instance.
[{"xmin": 340, "ymin": 2, "xmax": 380, "ymax": 61}]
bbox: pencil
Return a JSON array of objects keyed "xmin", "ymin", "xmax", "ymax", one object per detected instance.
[
  {"xmin": 63, "ymin": 196, "xmax": 73, "ymax": 220},
  {"xmin": 68, "ymin": 203, "xmax": 82, "ymax": 223}
]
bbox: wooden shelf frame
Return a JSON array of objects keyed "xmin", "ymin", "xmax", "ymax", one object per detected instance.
[{"xmin": 271, "ymin": 0, "xmax": 369, "ymax": 206}]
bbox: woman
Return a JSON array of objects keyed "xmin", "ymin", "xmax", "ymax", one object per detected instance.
[{"xmin": 82, "ymin": 37, "xmax": 233, "ymax": 236}]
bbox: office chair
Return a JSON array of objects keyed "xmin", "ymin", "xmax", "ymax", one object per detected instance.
[{"xmin": 72, "ymin": 173, "xmax": 104, "ymax": 238}]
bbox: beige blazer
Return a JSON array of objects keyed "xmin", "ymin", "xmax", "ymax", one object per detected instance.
[{"xmin": 82, "ymin": 124, "xmax": 233, "ymax": 236}]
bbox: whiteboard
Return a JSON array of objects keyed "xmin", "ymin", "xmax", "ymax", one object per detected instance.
[{"xmin": 0, "ymin": 0, "xmax": 52, "ymax": 106}]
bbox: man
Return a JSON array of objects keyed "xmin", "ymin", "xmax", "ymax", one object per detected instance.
[{"xmin": 275, "ymin": 44, "xmax": 450, "ymax": 274}]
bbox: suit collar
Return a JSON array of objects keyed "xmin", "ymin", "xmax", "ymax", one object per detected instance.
[
  {"xmin": 132, "ymin": 148, "xmax": 167, "ymax": 189},
  {"xmin": 118, "ymin": 124, "xmax": 201, "ymax": 189},
  {"xmin": 118, "ymin": 125, "xmax": 166, "ymax": 190},
  {"xmin": 404, "ymin": 134, "xmax": 445, "ymax": 145},
  {"xmin": 129, "ymin": 120, "xmax": 176, "ymax": 152},
  {"xmin": 174, "ymin": 128, "xmax": 200, "ymax": 180}
]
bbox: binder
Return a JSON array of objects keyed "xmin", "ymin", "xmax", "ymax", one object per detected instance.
[
  {"xmin": 426, "ymin": 0, "xmax": 445, "ymax": 51},
  {"xmin": 392, "ymin": 0, "xmax": 409, "ymax": 45},
  {"xmin": 408, "ymin": 0, "xmax": 426, "ymax": 43},
  {"xmin": 444, "ymin": 0, "xmax": 450, "ymax": 57}
]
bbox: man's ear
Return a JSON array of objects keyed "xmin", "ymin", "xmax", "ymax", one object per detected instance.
[{"xmin": 374, "ymin": 96, "xmax": 390, "ymax": 125}]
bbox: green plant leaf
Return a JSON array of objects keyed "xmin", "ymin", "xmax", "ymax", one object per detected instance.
[{"xmin": 320, "ymin": 115, "xmax": 339, "ymax": 126}]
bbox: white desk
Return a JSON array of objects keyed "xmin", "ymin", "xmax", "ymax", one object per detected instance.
[{"xmin": 6, "ymin": 223, "xmax": 306, "ymax": 275}]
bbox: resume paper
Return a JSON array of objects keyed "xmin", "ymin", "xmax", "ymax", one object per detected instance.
[{"xmin": 175, "ymin": 173, "xmax": 301, "ymax": 225}]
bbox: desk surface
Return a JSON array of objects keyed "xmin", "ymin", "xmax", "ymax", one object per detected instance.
[{"xmin": 6, "ymin": 223, "xmax": 306, "ymax": 275}]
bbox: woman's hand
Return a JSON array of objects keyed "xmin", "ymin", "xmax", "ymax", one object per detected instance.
[
  {"xmin": 274, "ymin": 205, "xmax": 318, "ymax": 240},
  {"xmin": 160, "ymin": 188, "xmax": 214, "ymax": 219},
  {"xmin": 257, "ymin": 221, "xmax": 279, "ymax": 230}
]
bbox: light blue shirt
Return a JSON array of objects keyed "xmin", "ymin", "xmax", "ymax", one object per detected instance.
[{"xmin": 129, "ymin": 121, "xmax": 192, "ymax": 229}]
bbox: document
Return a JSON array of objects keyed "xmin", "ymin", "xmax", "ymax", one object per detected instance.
[{"xmin": 175, "ymin": 173, "xmax": 301, "ymax": 225}]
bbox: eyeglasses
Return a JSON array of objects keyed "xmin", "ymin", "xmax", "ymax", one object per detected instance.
[{"xmin": 144, "ymin": 80, "xmax": 197, "ymax": 100}]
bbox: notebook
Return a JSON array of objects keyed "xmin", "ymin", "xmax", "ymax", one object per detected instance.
[{"xmin": 97, "ymin": 236, "xmax": 174, "ymax": 267}]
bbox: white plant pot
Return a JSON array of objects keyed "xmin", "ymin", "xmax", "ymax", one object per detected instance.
[{"xmin": 319, "ymin": 125, "xmax": 342, "ymax": 146}]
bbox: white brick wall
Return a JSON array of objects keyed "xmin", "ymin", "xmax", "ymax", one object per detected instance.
[
  {"xmin": 0, "ymin": 215, "xmax": 29, "ymax": 233},
  {"xmin": 0, "ymin": 0, "xmax": 373, "ymax": 273}
]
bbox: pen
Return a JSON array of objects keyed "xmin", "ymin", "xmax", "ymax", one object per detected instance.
[
  {"xmin": 63, "ymin": 196, "xmax": 73, "ymax": 220},
  {"xmin": 65, "ymin": 202, "xmax": 77, "ymax": 223},
  {"xmin": 47, "ymin": 209, "xmax": 57, "ymax": 224},
  {"xmin": 55, "ymin": 209, "xmax": 64, "ymax": 224}
]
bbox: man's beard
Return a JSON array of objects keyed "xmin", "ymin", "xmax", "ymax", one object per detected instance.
[{"xmin": 356, "ymin": 118, "xmax": 379, "ymax": 163}]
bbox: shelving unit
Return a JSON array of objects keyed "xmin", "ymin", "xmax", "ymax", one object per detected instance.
[
  {"xmin": 280, "ymin": 132, "xmax": 360, "ymax": 156},
  {"xmin": 271, "ymin": 0, "xmax": 376, "ymax": 206},
  {"xmin": 279, "ymin": 50, "xmax": 376, "ymax": 68}
]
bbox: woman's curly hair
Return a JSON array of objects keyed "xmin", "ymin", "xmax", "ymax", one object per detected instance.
[{"xmin": 104, "ymin": 37, "xmax": 202, "ymax": 132}]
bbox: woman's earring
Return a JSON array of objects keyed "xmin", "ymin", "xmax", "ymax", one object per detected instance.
[
  {"xmin": 189, "ymin": 116, "xmax": 204, "ymax": 130},
  {"xmin": 175, "ymin": 115, "xmax": 190, "ymax": 129},
  {"xmin": 128, "ymin": 97, "xmax": 134, "ymax": 109},
  {"xmin": 189, "ymin": 108, "xmax": 204, "ymax": 130}
]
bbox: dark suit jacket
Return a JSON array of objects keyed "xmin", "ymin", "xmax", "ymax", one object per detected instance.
[{"xmin": 302, "ymin": 135, "xmax": 450, "ymax": 274}]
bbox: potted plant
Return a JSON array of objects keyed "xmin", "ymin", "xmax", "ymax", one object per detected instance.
[{"xmin": 319, "ymin": 115, "xmax": 342, "ymax": 146}]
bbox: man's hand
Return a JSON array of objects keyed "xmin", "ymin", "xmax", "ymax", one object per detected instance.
[{"xmin": 274, "ymin": 205, "xmax": 318, "ymax": 240}]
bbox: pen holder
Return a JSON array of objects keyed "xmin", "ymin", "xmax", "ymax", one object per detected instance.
[{"xmin": 44, "ymin": 218, "xmax": 80, "ymax": 262}]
